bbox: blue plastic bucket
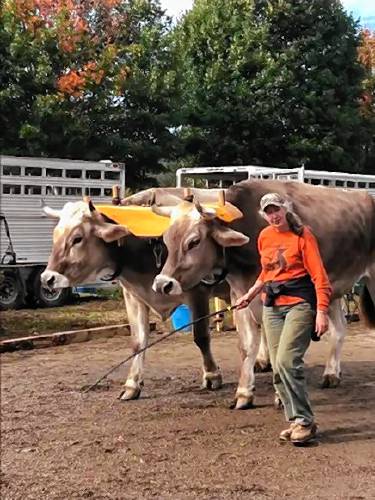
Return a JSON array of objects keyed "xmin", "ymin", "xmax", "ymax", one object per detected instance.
[
  {"xmin": 171, "ymin": 304, "xmax": 192, "ymax": 333},
  {"xmin": 74, "ymin": 286, "xmax": 98, "ymax": 295}
]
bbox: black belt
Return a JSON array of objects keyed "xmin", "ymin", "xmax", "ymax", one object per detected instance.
[{"xmin": 263, "ymin": 274, "xmax": 317, "ymax": 310}]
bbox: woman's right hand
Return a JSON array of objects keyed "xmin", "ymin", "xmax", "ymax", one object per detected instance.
[
  {"xmin": 234, "ymin": 281, "xmax": 264, "ymax": 310},
  {"xmin": 235, "ymin": 293, "xmax": 251, "ymax": 310}
]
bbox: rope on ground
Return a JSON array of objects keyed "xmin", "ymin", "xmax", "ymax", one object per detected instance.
[{"xmin": 81, "ymin": 304, "xmax": 237, "ymax": 394}]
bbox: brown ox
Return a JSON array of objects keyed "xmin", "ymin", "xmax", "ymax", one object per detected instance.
[
  {"xmin": 40, "ymin": 189, "xmax": 268, "ymax": 403},
  {"xmin": 152, "ymin": 180, "xmax": 375, "ymax": 408}
]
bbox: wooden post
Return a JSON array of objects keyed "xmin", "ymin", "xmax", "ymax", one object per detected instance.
[
  {"xmin": 213, "ymin": 296, "xmax": 235, "ymax": 332},
  {"xmin": 112, "ymin": 185, "xmax": 121, "ymax": 205},
  {"xmin": 214, "ymin": 297, "xmax": 224, "ymax": 332}
]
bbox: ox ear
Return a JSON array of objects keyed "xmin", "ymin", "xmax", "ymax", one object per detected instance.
[
  {"xmin": 93, "ymin": 222, "xmax": 131, "ymax": 243},
  {"xmin": 211, "ymin": 226, "xmax": 249, "ymax": 247}
]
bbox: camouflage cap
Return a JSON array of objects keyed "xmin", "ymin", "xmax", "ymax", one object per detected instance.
[{"xmin": 259, "ymin": 192, "xmax": 286, "ymax": 212}]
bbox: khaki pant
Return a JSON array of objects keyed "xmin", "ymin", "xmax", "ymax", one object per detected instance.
[{"xmin": 262, "ymin": 302, "xmax": 314, "ymax": 425}]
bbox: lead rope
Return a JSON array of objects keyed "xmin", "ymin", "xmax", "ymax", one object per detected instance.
[{"xmin": 81, "ymin": 304, "xmax": 237, "ymax": 394}]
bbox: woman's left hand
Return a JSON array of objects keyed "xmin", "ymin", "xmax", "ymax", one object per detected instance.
[{"xmin": 315, "ymin": 310, "xmax": 329, "ymax": 337}]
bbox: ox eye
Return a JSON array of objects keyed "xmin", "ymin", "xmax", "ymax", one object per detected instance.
[
  {"xmin": 187, "ymin": 238, "xmax": 200, "ymax": 251},
  {"xmin": 72, "ymin": 236, "xmax": 83, "ymax": 246}
]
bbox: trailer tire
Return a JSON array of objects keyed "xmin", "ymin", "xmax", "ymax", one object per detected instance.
[
  {"xmin": 0, "ymin": 270, "xmax": 24, "ymax": 310},
  {"xmin": 32, "ymin": 270, "xmax": 72, "ymax": 308}
]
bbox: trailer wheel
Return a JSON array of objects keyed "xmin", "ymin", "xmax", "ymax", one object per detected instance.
[
  {"xmin": 0, "ymin": 271, "xmax": 24, "ymax": 310},
  {"xmin": 32, "ymin": 270, "xmax": 72, "ymax": 308}
]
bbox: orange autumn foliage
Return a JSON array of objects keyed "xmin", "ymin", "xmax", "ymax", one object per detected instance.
[
  {"xmin": 57, "ymin": 70, "xmax": 86, "ymax": 96},
  {"xmin": 11, "ymin": 0, "xmax": 87, "ymax": 47},
  {"xmin": 10, "ymin": 0, "xmax": 121, "ymax": 49},
  {"xmin": 83, "ymin": 61, "xmax": 105, "ymax": 85},
  {"xmin": 8, "ymin": 0, "xmax": 128, "ymax": 96},
  {"xmin": 57, "ymin": 61, "xmax": 105, "ymax": 96},
  {"xmin": 358, "ymin": 29, "xmax": 375, "ymax": 70},
  {"xmin": 358, "ymin": 29, "xmax": 375, "ymax": 118},
  {"xmin": 358, "ymin": 30, "xmax": 375, "ymax": 116}
]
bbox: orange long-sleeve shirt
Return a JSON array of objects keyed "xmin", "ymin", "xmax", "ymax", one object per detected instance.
[{"xmin": 257, "ymin": 225, "xmax": 332, "ymax": 311}]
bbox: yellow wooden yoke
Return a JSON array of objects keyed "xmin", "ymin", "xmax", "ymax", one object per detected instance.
[
  {"xmin": 94, "ymin": 188, "xmax": 241, "ymax": 332},
  {"xmin": 96, "ymin": 205, "xmax": 170, "ymax": 237},
  {"xmin": 95, "ymin": 201, "xmax": 243, "ymax": 238}
]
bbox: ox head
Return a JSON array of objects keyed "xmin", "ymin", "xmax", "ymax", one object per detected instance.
[
  {"xmin": 152, "ymin": 195, "xmax": 249, "ymax": 295},
  {"xmin": 41, "ymin": 200, "xmax": 130, "ymax": 289}
]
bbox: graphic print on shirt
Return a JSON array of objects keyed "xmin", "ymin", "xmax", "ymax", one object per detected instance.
[{"xmin": 262, "ymin": 246, "xmax": 289, "ymax": 272}]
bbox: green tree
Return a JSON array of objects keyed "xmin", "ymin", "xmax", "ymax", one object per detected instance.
[
  {"xmin": 174, "ymin": 0, "xmax": 368, "ymax": 173},
  {"xmin": 0, "ymin": 0, "xmax": 179, "ymax": 187}
]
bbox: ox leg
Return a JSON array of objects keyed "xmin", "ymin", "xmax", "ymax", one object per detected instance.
[
  {"xmin": 236, "ymin": 297, "xmax": 271, "ymax": 373},
  {"xmin": 254, "ymin": 324, "xmax": 272, "ymax": 373},
  {"xmin": 232, "ymin": 301, "xmax": 260, "ymax": 409},
  {"xmin": 235, "ymin": 294, "xmax": 279, "ymax": 409},
  {"xmin": 322, "ymin": 299, "xmax": 346, "ymax": 388},
  {"xmin": 234, "ymin": 309, "xmax": 259, "ymax": 409},
  {"xmin": 189, "ymin": 293, "xmax": 222, "ymax": 390},
  {"xmin": 119, "ymin": 288, "xmax": 150, "ymax": 401},
  {"xmin": 362, "ymin": 270, "xmax": 375, "ymax": 326},
  {"xmin": 226, "ymin": 282, "xmax": 261, "ymax": 409},
  {"xmin": 251, "ymin": 297, "xmax": 272, "ymax": 373}
]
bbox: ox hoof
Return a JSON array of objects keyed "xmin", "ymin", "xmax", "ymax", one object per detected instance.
[
  {"xmin": 321, "ymin": 374, "xmax": 341, "ymax": 389},
  {"xmin": 202, "ymin": 372, "xmax": 223, "ymax": 391},
  {"xmin": 254, "ymin": 360, "xmax": 272, "ymax": 373},
  {"xmin": 231, "ymin": 395, "xmax": 255, "ymax": 410},
  {"xmin": 118, "ymin": 387, "xmax": 141, "ymax": 401},
  {"xmin": 274, "ymin": 396, "xmax": 283, "ymax": 410}
]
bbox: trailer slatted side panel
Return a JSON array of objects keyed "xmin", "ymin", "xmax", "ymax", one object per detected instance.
[
  {"xmin": 1, "ymin": 156, "xmax": 125, "ymax": 265},
  {"xmin": 176, "ymin": 165, "xmax": 375, "ymax": 198}
]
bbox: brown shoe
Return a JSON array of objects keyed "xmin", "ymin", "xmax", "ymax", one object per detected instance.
[
  {"xmin": 279, "ymin": 422, "xmax": 298, "ymax": 442},
  {"xmin": 290, "ymin": 423, "xmax": 318, "ymax": 444}
]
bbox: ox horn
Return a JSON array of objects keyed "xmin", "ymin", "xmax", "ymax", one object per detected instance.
[
  {"xmin": 83, "ymin": 195, "xmax": 96, "ymax": 213},
  {"xmin": 183, "ymin": 187, "xmax": 194, "ymax": 203},
  {"xmin": 195, "ymin": 200, "xmax": 216, "ymax": 220},
  {"xmin": 42, "ymin": 205, "xmax": 62, "ymax": 219},
  {"xmin": 151, "ymin": 204, "xmax": 174, "ymax": 218},
  {"xmin": 150, "ymin": 189, "xmax": 183, "ymax": 217},
  {"xmin": 195, "ymin": 199, "xmax": 204, "ymax": 215},
  {"xmin": 218, "ymin": 190, "xmax": 225, "ymax": 207},
  {"xmin": 148, "ymin": 189, "xmax": 156, "ymax": 207}
]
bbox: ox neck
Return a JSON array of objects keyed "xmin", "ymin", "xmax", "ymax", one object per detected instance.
[
  {"xmin": 101, "ymin": 240, "xmax": 128, "ymax": 281},
  {"xmin": 226, "ymin": 245, "xmax": 260, "ymax": 277},
  {"xmin": 201, "ymin": 245, "xmax": 228, "ymax": 288},
  {"xmin": 107, "ymin": 236, "xmax": 163, "ymax": 281}
]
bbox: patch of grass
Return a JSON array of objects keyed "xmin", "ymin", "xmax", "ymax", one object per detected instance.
[
  {"xmin": 96, "ymin": 286, "xmax": 123, "ymax": 300},
  {"xmin": 0, "ymin": 297, "xmax": 127, "ymax": 340}
]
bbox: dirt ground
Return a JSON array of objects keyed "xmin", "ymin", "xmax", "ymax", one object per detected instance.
[{"xmin": 2, "ymin": 318, "xmax": 375, "ymax": 499}]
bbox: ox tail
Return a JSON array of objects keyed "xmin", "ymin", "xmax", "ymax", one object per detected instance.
[{"xmin": 360, "ymin": 285, "xmax": 375, "ymax": 328}]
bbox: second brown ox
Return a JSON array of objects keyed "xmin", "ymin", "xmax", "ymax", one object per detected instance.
[{"xmin": 152, "ymin": 180, "xmax": 375, "ymax": 408}]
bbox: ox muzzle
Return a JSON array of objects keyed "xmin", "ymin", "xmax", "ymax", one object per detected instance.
[
  {"xmin": 152, "ymin": 274, "xmax": 183, "ymax": 295},
  {"xmin": 40, "ymin": 270, "xmax": 70, "ymax": 289}
]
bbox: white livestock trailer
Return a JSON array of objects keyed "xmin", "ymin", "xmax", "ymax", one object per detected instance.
[
  {"xmin": 176, "ymin": 164, "xmax": 375, "ymax": 194},
  {"xmin": 0, "ymin": 155, "xmax": 125, "ymax": 309}
]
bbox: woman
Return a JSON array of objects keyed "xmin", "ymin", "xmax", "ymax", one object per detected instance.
[{"xmin": 236, "ymin": 192, "xmax": 332, "ymax": 445}]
